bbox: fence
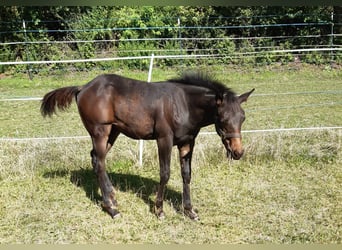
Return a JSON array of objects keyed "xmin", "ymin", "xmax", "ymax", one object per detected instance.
[
  {"xmin": 1, "ymin": 12, "xmax": 341, "ymax": 165},
  {"xmin": 1, "ymin": 55, "xmax": 341, "ymax": 165},
  {"xmin": 1, "ymin": 11, "xmax": 342, "ymax": 76}
]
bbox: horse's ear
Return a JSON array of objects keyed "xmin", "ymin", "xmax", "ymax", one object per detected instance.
[{"xmin": 238, "ymin": 88, "xmax": 255, "ymax": 104}]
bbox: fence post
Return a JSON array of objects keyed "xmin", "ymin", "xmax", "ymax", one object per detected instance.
[
  {"xmin": 139, "ymin": 53, "xmax": 154, "ymax": 166},
  {"xmin": 22, "ymin": 19, "xmax": 33, "ymax": 80},
  {"xmin": 330, "ymin": 11, "xmax": 334, "ymax": 64},
  {"xmin": 178, "ymin": 17, "xmax": 182, "ymax": 51}
]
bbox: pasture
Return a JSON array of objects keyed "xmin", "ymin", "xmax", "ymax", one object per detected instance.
[{"xmin": 0, "ymin": 65, "xmax": 341, "ymax": 243}]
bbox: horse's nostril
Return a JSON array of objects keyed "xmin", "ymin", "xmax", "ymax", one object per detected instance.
[{"xmin": 232, "ymin": 150, "xmax": 244, "ymax": 160}]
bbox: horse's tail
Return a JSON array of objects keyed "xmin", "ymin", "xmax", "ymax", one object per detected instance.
[{"xmin": 40, "ymin": 86, "xmax": 82, "ymax": 117}]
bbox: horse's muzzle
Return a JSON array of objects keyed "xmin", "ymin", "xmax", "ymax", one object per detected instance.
[
  {"xmin": 227, "ymin": 147, "xmax": 244, "ymax": 160},
  {"xmin": 224, "ymin": 138, "xmax": 244, "ymax": 160}
]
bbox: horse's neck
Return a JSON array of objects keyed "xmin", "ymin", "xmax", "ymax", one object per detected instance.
[{"xmin": 189, "ymin": 92, "xmax": 217, "ymax": 128}]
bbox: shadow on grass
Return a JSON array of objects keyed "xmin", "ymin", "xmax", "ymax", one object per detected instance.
[{"xmin": 68, "ymin": 168, "xmax": 183, "ymax": 216}]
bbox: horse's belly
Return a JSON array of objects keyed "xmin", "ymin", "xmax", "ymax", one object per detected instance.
[{"xmin": 113, "ymin": 117, "xmax": 155, "ymax": 140}]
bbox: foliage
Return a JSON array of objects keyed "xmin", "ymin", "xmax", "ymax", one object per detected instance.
[{"xmin": 0, "ymin": 6, "xmax": 340, "ymax": 73}]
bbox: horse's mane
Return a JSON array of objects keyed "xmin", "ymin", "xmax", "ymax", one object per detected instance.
[{"xmin": 169, "ymin": 71, "xmax": 236, "ymax": 99}]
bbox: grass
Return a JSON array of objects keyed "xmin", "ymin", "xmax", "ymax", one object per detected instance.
[
  {"xmin": 0, "ymin": 132, "xmax": 340, "ymax": 243},
  {"xmin": 1, "ymin": 64, "xmax": 341, "ymax": 137},
  {"xmin": 0, "ymin": 64, "xmax": 341, "ymax": 243}
]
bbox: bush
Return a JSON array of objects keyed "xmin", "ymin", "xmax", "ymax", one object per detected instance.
[{"xmin": 0, "ymin": 6, "xmax": 340, "ymax": 74}]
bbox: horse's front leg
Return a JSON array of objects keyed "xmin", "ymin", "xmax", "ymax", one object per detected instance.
[
  {"xmin": 178, "ymin": 141, "xmax": 199, "ymax": 220},
  {"xmin": 155, "ymin": 136, "xmax": 173, "ymax": 219}
]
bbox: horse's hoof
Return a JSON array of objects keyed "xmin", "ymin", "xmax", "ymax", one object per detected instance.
[
  {"xmin": 154, "ymin": 206, "xmax": 165, "ymax": 220},
  {"xmin": 109, "ymin": 207, "xmax": 121, "ymax": 219},
  {"xmin": 112, "ymin": 211, "xmax": 121, "ymax": 219},
  {"xmin": 157, "ymin": 212, "xmax": 165, "ymax": 220},
  {"xmin": 184, "ymin": 208, "xmax": 200, "ymax": 221},
  {"xmin": 156, "ymin": 210, "xmax": 165, "ymax": 220},
  {"xmin": 102, "ymin": 204, "xmax": 121, "ymax": 219}
]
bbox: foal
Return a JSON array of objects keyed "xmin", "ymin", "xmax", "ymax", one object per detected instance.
[{"xmin": 41, "ymin": 72, "xmax": 254, "ymax": 220}]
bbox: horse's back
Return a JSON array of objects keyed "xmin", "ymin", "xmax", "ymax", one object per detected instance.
[{"xmin": 76, "ymin": 74, "xmax": 188, "ymax": 140}]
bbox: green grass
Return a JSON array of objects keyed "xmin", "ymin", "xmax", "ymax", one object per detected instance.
[
  {"xmin": 0, "ymin": 64, "xmax": 341, "ymax": 137},
  {"xmin": 0, "ymin": 65, "xmax": 341, "ymax": 243}
]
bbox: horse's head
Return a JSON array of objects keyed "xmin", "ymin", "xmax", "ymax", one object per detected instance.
[{"xmin": 215, "ymin": 88, "xmax": 254, "ymax": 160}]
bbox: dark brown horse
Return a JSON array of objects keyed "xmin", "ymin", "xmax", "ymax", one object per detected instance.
[{"xmin": 41, "ymin": 72, "xmax": 254, "ymax": 220}]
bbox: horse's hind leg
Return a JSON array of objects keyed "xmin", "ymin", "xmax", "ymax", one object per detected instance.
[{"xmin": 90, "ymin": 125, "xmax": 120, "ymax": 218}]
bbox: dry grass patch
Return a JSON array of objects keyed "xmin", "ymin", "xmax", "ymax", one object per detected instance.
[{"xmin": 0, "ymin": 130, "xmax": 341, "ymax": 243}]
